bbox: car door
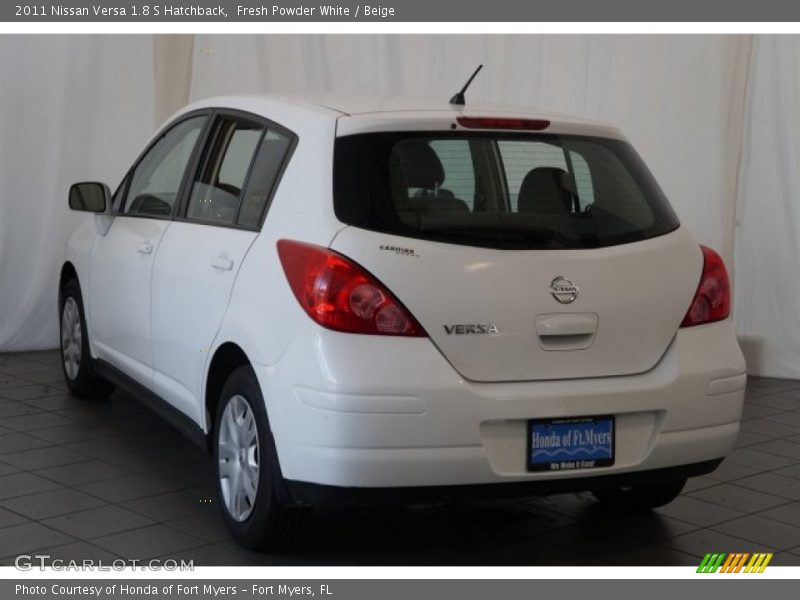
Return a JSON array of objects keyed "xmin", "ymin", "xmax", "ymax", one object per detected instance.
[
  {"xmin": 150, "ymin": 112, "xmax": 293, "ymax": 424},
  {"xmin": 89, "ymin": 113, "xmax": 209, "ymax": 386}
]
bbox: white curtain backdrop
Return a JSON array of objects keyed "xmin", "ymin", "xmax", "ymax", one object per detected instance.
[
  {"xmin": 0, "ymin": 36, "xmax": 157, "ymax": 349},
  {"xmin": 0, "ymin": 34, "xmax": 792, "ymax": 378},
  {"xmin": 734, "ymin": 36, "xmax": 800, "ymax": 378}
]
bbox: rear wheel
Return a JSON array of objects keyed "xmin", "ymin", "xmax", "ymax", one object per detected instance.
[
  {"xmin": 591, "ymin": 479, "xmax": 686, "ymax": 511},
  {"xmin": 59, "ymin": 278, "xmax": 113, "ymax": 397},
  {"xmin": 214, "ymin": 366, "xmax": 306, "ymax": 550}
]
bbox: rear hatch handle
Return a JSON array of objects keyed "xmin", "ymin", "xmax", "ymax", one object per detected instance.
[{"xmin": 535, "ymin": 313, "xmax": 598, "ymax": 351}]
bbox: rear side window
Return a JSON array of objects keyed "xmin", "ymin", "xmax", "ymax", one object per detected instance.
[
  {"xmin": 237, "ymin": 130, "xmax": 292, "ymax": 228},
  {"xmin": 334, "ymin": 132, "xmax": 679, "ymax": 250},
  {"xmin": 185, "ymin": 117, "xmax": 293, "ymax": 228},
  {"xmin": 187, "ymin": 118, "xmax": 264, "ymax": 225}
]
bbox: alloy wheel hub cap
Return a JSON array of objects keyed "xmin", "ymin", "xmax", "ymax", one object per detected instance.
[{"xmin": 218, "ymin": 394, "xmax": 260, "ymax": 522}]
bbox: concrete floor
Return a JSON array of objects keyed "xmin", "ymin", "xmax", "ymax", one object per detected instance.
[{"xmin": 2, "ymin": 349, "xmax": 800, "ymax": 566}]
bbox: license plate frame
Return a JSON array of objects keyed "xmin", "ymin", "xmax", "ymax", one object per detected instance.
[{"xmin": 526, "ymin": 415, "xmax": 615, "ymax": 472}]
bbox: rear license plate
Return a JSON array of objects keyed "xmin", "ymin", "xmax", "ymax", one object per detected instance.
[{"xmin": 527, "ymin": 416, "xmax": 615, "ymax": 472}]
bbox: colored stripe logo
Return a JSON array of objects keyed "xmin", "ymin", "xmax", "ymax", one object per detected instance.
[{"xmin": 697, "ymin": 552, "xmax": 773, "ymax": 573}]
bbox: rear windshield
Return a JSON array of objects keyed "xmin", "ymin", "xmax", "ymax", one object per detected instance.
[{"xmin": 333, "ymin": 132, "xmax": 679, "ymax": 250}]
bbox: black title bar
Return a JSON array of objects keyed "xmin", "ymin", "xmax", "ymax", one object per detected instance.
[{"xmin": 4, "ymin": 0, "xmax": 800, "ymax": 22}]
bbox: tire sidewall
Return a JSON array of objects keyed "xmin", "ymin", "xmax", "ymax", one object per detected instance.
[
  {"xmin": 60, "ymin": 279, "xmax": 93, "ymax": 392},
  {"xmin": 214, "ymin": 366, "xmax": 284, "ymax": 547}
]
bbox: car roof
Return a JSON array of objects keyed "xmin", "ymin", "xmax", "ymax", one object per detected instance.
[
  {"xmin": 179, "ymin": 94, "xmax": 624, "ymax": 139},
  {"xmin": 275, "ymin": 94, "xmax": 608, "ymax": 121}
]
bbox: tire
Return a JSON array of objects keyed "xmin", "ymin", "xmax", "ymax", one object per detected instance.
[
  {"xmin": 591, "ymin": 478, "xmax": 686, "ymax": 511},
  {"xmin": 214, "ymin": 365, "xmax": 307, "ymax": 550},
  {"xmin": 59, "ymin": 278, "xmax": 114, "ymax": 398}
]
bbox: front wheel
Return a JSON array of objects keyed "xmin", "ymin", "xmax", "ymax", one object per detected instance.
[
  {"xmin": 214, "ymin": 366, "xmax": 306, "ymax": 550},
  {"xmin": 591, "ymin": 479, "xmax": 686, "ymax": 511},
  {"xmin": 60, "ymin": 278, "xmax": 113, "ymax": 398}
]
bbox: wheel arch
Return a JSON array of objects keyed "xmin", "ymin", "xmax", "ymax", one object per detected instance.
[
  {"xmin": 205, "ymin": 342, "xmax": 252, "ymax": 441},
  {"xmin": 204, "ymin": 340, "xmax": 297, "ymax": 510},
  {"xmin": 59, "ymin": 261, "xmax": 79, "ymax": 304}
]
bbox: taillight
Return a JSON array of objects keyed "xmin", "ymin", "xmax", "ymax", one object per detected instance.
[
  {"xmin": 277, "ymin": 240, "xmax": 426, "ymax": 337},
  {"xmin": 680, "ymin": 245, "xmax": 731, "ymax": 328},
  {"xmin": 456, "ymin": 116, "xmax": 550, "ymax": 131}
]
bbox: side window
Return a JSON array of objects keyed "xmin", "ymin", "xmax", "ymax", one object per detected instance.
[
  {"xmin": 124, "ymin": 116, "xmax": 207, "ymax": 217},
  {"xmin": 186, "ymin": 118, "xmax": 264, "ymax": 225},
  {"xmin": 237, "ymin": 129, "xmax": 292, "ymax": 228}
]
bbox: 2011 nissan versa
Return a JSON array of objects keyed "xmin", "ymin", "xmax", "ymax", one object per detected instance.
[{"xmin": 60, "ymin": 83, "xmax": 746, "ymax": 549}]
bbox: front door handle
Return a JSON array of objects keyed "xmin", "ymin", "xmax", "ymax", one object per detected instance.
[
  {"xmin": 211, "ymin": 256, "xmax": 234, "ymax": 271},
  {"xmin": 137, "ymin": 241, "xmax": 154, "ymax": 255}
]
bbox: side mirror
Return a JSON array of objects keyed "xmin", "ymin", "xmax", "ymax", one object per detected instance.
[{"xmin": 69, "ymin": 182, "xmax": 110, "ymax": 213}]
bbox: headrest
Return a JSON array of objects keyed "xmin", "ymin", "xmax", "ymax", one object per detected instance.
[
  {"xmin": 391, "ymin": 141, "xmax": 445, "ymax": 189},
  {"xmin": 518, "ymin": 167, "xmax": 573, "ymax": 214}
]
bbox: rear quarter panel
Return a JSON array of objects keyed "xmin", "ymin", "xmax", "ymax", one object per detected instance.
[{"xmin": 208, "ymin": 110, "xmax": 344, "ymax": 407}]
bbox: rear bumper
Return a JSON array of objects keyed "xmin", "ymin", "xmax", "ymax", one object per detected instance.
[
  {"xmin": 254, "ymin": 318, "xmax": 745, "ymax": 490},
  {"xmin": 285, "ymin": 459, "xmax": 723, "ymax": 506}
]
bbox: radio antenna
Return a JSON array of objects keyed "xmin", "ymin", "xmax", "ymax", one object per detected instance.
[{"xmin": 449, "ymin": 64, "xmax": 483, "ymax": 106}]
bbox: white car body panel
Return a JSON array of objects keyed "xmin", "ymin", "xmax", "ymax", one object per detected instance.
[
  {"xmin": 330, "ymin": 225, "xmax": 702, "ymax": 382},
  {"xmin": 88, "ymin": 216, "xmax": 170, "ymax": 387},
  {"xmin": 255, "ymin": 319, "xmax": 744, "ymax": 486},
  {"xmin": 150, "ymin": 222, "xmax": 258, "ymax": 424},
  {"xmin": 63, "ymin": 94, "xmax": 746, "ymax": 493}
]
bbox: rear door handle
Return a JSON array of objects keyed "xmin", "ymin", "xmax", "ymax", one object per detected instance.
[
  {"xmin": 137, "ymin": 242, "xmax": 153, "ymax": 255},
  {"xmin": 211, "ymin": 256, "xmax": 234, "ymax": 271}
]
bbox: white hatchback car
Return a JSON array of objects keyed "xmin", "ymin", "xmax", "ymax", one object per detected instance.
[{"xmin": 61, "ymin": 94, "xmax": 746, "ymax": 549}]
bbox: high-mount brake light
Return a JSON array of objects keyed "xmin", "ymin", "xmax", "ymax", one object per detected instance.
[
  {"xmin": 277, "ymin": 240, "xmax": 426, "ymax": 337},
  {"xmin": 456, "ymin": 116, "xmax": 551, "ymax": 131}
]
